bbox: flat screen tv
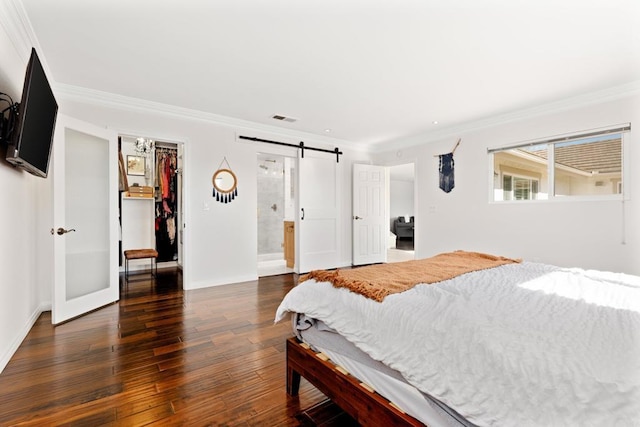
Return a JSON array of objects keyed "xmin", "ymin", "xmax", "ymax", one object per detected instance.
[{"xmin": 6, "ymin": 48, "xmax": 58, "ymax": 178}]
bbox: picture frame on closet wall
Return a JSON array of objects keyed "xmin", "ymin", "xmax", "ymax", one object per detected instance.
[{"xmin": 127, "ymin": 155, "xmax": 145, "ymax": 176}]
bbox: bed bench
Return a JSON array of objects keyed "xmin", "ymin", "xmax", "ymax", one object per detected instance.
[{"xmin": 124, "ymin": 248, "xmax": 158, "ymax": 282}]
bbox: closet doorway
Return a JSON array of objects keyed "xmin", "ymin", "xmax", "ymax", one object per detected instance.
[
  {"xmin": 257, "ymin": 153, "xmax": 296, "ymax": 276},
  {"xmin": 118, "ymin": 136, "xmax": 185, "ymax": 286}
]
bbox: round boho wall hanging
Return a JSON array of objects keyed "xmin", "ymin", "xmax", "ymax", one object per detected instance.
[{"xmin": 212, "ymin": 157, "xmax": 238, "ymax": 203}]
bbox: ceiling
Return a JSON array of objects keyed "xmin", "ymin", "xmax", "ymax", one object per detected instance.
[{"xmin": 19, "ymin": 0, "xmax": 640, "ymax": 149}]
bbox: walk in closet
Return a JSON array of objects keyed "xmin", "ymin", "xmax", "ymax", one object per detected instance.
[{"xmin": 118, "ymin": 136, "xmax": 183, "ymax": 273}]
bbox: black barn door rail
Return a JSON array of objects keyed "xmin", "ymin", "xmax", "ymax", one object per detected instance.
[{"xmin": 238, "ymin": 135, "xmax": 342, "ymax": 163}]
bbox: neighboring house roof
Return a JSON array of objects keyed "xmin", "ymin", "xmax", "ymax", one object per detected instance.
[{"xmin": 527, "ymin": 138, "xmax": 621, "ymax": 174}]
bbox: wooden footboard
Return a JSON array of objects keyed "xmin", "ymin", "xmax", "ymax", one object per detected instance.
[{"xmin": 286, "ymin": 337, "xmax": 424, "ymax": 426}]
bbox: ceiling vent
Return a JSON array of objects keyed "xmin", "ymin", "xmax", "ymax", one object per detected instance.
[{"xmin": 272, "ymin": 114, "xmax": 297, "ymax": 123}]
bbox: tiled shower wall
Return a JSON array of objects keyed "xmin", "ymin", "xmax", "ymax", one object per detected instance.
[{"xmin": 257, "ymin": 154, "xmax": 286, "ymax": 256}]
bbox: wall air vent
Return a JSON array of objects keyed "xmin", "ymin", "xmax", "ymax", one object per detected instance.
[{"xmin": 272, "ymin": 114, "xmax": 297, "ymax": 123}]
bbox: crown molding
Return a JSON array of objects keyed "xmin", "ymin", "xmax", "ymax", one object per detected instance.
[
  {"xmin": 55, "ymin": 83, "xmax": 368, "ymax": 153},
  {"xmin": 0, "ymin": 0, "xmax": 49, "ymax": 66},
  {"xmin": 0, "ymin": 0, "xmax": 30, "ymax": 62},
  {"xmin": 371, "ymin": 80, "xmax": 640, "ymax": 154},
  {"xmin": 0, "ymin": 0, "xmax": 59, "ymax": 89}
]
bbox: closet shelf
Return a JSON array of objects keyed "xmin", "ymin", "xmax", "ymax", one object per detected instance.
[{"xmin": 123, "ymin": 196, "xmax": 154, "ymax": 200}]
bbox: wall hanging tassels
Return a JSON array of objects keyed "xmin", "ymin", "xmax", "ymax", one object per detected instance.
[
  {"xmin": 212, "ymin": 156, "xmax": 238, "ymax": 204},
  {"xmin": 435, "ymin": 138, "xmax": 461, "ymax": 193}
]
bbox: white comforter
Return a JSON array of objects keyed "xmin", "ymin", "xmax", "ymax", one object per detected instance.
[{"xmin": 275, "ymin": 262, "xmax": 640, "ymax": 426}]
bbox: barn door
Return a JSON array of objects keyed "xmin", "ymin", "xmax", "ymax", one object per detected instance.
[{"xmin": 297, "ymin": 150, "xmax": 340, "ymax": 273}]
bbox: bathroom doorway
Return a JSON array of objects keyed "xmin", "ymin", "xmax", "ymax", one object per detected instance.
[{"xmin": 257, "ymin": 153, "xmax": 296, "ymax": 276}]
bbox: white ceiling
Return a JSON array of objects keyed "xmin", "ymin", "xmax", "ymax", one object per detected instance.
[{"xmin": 19, "ymin": 0, "xmax": 640, "ymax": 149}]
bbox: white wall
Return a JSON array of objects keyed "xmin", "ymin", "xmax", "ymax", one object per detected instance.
[
  {"xmin": 374, "ymin": 94, "xmax": 640, "ymax": 275},
  {"xmin": 0, "ymin": 25, "xmax": 47, "ymax": 372},
  {"xmin": 57, "ymin": 98, "xmax": 368, "ymax": 289}
]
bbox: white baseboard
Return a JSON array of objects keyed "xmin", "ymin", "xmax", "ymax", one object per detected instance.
[
  {"xmin": 186, "ymin": 274, "xmax": 258, "ymax": 290},
  {"xmin": 0, "ymin": 303, "xmax": 47, "ymax": 374}
]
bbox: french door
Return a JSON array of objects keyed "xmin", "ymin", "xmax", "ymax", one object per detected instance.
[{"xmin": 51, "ymin": 115, "xmax": 119, "ymax": 324}]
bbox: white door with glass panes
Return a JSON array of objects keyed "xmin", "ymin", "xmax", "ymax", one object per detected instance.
[{"xmin": 51, "ymin": 114, "xmax": 119, "ymax": 324}]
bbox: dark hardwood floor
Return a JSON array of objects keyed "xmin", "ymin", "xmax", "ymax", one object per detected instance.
[{"xmin": 0, "ymin": 268, "xmax": 338, "ymax": 426}]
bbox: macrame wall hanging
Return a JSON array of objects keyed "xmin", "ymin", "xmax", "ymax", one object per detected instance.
[
  {"xmin": 436, "ymin": 138, "xmax": 461, "ymax": 193},
  {"xmin": 211, "ymin": 157, "xmax": 238, "ymax": 204}
]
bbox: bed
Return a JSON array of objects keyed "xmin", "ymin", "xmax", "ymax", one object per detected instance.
[{"xmin": 275, "ymin": 251, "xmax": 640, "ymax": 426}]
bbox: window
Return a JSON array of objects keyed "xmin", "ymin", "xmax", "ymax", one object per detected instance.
[
  {"xmin": 493, "ymin": 145, "xmax": 547, "ymax": 201},
  {"xmin": 503, "ymin": 175, "xmax": 539, "ymax": 200},
  {"xmin": 490, "ymin": 124, "xmax": 629, "ymax": 202},
  {"xmin": 553, "ymin": 136, "xmax": 621, "ymax": 197}
]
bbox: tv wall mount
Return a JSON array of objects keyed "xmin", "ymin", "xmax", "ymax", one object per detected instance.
[{"xmin": 0, "ymin": 92, "xmax": 19, "ymax": 145}]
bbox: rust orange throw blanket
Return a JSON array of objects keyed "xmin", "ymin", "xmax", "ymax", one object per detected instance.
[{"xmin": 299, "ymin": 251, "xmax": 521, "ymax": 302}]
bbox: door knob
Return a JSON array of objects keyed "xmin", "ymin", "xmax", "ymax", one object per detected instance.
[
  {"xmin": 51, "ymin": 227, "xmax": 77, "ymax": 235},
  {"xmin": 353, "ymin": 215, "xmax": 363, "ymax": 220}
]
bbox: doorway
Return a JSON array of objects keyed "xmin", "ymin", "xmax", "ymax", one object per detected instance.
[
  {"xmin": 388, "ymin": 163, "xmax": 415, "ymax": 262},
  {"xmin": 257, "ymin": 153, "xmax": 296, "ymax": 276},
  {"xmin": 118, "ymin": 135, "xmax": 185, "ymax": 288}
]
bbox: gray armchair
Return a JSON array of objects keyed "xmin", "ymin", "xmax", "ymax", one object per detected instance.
[{"xmin": 392, "ymin": 216, "xmax": 414, "ymax": 249}]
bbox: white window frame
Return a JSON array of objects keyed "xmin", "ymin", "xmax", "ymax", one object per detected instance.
[
  {"xmin": 502, "ymin": 173, "xmax": 540, "ymax": 201},
  {"xmin": 488, "ymin": 124, "xmax": 630, "ymax": 203}
]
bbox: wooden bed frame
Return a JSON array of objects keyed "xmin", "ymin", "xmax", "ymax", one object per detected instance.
[{"xmin": 286, "ymin": 337, "xmax": 424, "ymax": 426}]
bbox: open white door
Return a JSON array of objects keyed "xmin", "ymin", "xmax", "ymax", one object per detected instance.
[
  {"xmin": 51, "ymin": 114, "xmax": 119, "ymax": 324},
  {"xmin": 297, "ymin": 150, "xmax": 340, "ymax": 273},
  {"xmin": 352, "ymin": 164, "xmax": 386, "ymax": 266},
  {"xmin": 176, "ymin": 143, "xmax": 185, "ymax": 268}
]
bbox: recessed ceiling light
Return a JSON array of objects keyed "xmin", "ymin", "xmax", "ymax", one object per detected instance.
[
  {"xmin": 324, "ymin": 129, "xmax": 332, "ymax": 133},
  {"xmin": 432, "ymin": 120, "xmax": 439, "ymax": 125}
]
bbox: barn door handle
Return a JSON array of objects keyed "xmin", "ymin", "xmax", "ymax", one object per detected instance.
[{"xmin": 301, "ymin": 208, "xmax": 305, "ymax": 220}]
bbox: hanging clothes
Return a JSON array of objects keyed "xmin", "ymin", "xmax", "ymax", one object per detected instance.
[
  {"xmin": 155, "ymin": 147, "xmax": 179, "ymax": 262},
  {"xmin": 162, "ymin": 154, "xmax": 171, "ymax": 199}
]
